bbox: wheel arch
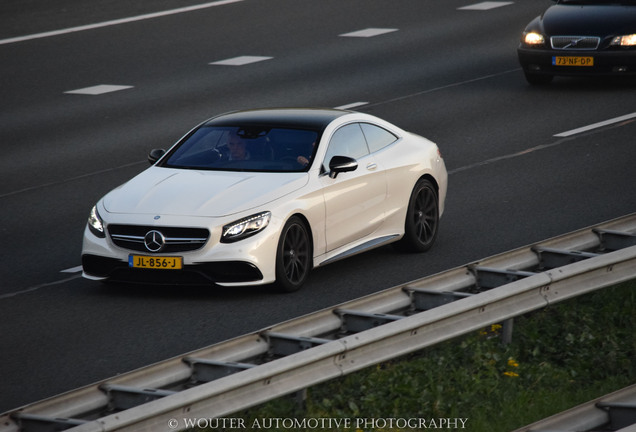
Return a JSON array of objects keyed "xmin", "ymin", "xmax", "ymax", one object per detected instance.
[
  {"xmin": 393, "ymin": 173, "xmax": 441, "ymax": 253},
  {"xmin": 286, "ymin": 212, "xmax": 315, "ymax": 265},
  {"xmin": 417, "ymin": 173, "xmax": 440, "ymax": 197}
]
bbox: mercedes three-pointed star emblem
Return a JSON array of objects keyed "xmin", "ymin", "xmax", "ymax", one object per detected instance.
[{"xmin": 144, "ymin": 230, "xmax": 165, "ymax": 252}]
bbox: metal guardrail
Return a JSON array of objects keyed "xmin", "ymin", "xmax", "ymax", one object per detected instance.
[
  {"xmin": 512, "ymin": 383, "xmax": 636, "ymax": 432},
  {"xmin": 2, "ymin": 213, "xmax": 636, "ymax": 432}
]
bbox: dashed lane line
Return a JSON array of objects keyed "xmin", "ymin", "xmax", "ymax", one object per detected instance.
[
  {"xmin": 339, "ymin": 28, "xmax": 398, "ymax": 38},
  {"xmin": 61, "ymin": 266, "xmax": 83, "ymax": 274},
  {"xmin": 554, "ymin": 112, "xmax": 636, "ymax": 137},
  {"xmin": 335, "ymin": 102, "xmax": 369, "ymax": 110},
  {"xmin": 458, "ymin": 2, "xmax": 514, "ymax": 11},
  {"xmin": 65, "ymin": 84, "xmax": 134, "ymax": 95},
  {"xmin": 210, "ymin": 56, "xmax": 273, "ymax": 66}
]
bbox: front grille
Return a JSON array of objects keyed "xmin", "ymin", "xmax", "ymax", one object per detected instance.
[
  {"xmin": 551, "ymin": 36, "xmax": 600, "ymax": 50},
  {"xmin": 108, "ymin": 225, "xmax": 210, "ymax": 253}
]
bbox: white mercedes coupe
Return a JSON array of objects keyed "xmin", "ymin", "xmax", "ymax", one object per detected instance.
[{"xmin": 82, "ymin": 108, "xmax": 448, "ymax": 292}]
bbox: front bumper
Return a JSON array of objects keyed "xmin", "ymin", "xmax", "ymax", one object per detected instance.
[
  {"xmin": 80, "ymin": 213, "xmax": 283, "ymax": 286},
  {"xmin": 82, "ymin": 254, "xmax": 263, "ymax": 285},
  {"xmin": 518, "ymin": 47, "xmax": 636, "ymax": 76}
]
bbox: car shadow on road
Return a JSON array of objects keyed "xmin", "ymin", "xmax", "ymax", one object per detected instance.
[
  {"xmin": 90, "ymin": 280, "xmax": 281, "ymax": 300},
  {"xmin": 522, "ymin": 75, "xmax": 636, "ymax": 91}
]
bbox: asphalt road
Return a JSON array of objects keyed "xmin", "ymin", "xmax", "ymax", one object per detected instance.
[{"xmin": 1, "ymin": 0, "xmax": 635, "ymax": 413}]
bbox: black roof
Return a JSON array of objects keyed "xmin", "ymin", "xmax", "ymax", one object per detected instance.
[{"xmin": 204, "ymin": 108, "xmax": 350, "ymax": 130}]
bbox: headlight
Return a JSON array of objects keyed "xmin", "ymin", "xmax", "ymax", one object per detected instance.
[
  {"xmin": 523, "ymin": 32, "xmax": 545, "ymax": 46},
  {"xmin": 88, "ymin": 205, "xmax": 105, "ymax": 238},
  {"xmin": 611, "ymin": 34, "xmax": 636, "ymax": 46},
  {"xmin": 221, "ymin": 211, "xmax": 271, "ymax": 243}
]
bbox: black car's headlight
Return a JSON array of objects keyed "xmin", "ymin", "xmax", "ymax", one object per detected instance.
[
  {"xmin": 88, "ymin": 205, "xmax": 105, "ymax": 238},
  {"xmin": 611, "ymin": 34, "xmax": 636, "ymax": 47},
  {"xmin": 221, "ymin": 211, "xmax": 271, "ymax": 243},
  {"xmin": 522, "ymin": 31, "xmax": 545, "ymax": 46}
]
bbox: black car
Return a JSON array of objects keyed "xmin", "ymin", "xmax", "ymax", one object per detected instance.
[{"xmin": 517, "ymin": 0, "xmax": 636, "ymax": 84}]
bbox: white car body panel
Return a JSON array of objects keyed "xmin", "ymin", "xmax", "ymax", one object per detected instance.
[
  {"xmin": 319, "ymin": 151, "xmax": 388, "ymax": 252},
  {"xmin": 103, "ymin": 169, "xmax": 309, "ymax": 217}
]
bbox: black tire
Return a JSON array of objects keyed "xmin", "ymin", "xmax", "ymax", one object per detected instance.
[
  {"xmin": 274, "ymin": 216, "xmax": 312, "ymax": 292},
  {"xmin": 395, "ymin": 178, "xmax": 439, "ymax": 253}
]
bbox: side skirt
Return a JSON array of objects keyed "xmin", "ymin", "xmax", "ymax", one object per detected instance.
[{"xmin": 318, "ymin": 235, "xmax": 400, "ymax": 267}]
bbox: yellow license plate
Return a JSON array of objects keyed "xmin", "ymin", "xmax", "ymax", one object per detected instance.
[
  {"xmin": 129, "ymin": 255, "xmax": 183, "ymax": 269},
  {"xmin": 552, "ymin": 56, "xmax": 594, "ymax": 66}
]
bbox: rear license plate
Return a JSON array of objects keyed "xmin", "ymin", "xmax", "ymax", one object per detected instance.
[
  {"xmin": 552, "ymin": 56, "xmax": 594, "ymax": 66},
  {"xmin": 129, "ymin": 255, "xmax": 183, "ymax": 269}
]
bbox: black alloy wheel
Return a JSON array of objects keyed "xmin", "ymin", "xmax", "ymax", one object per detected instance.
[
  {"xmin": 275, "ymin": 216, "xmax": 312, "ymax": 292},
  {"xmin": 395, "ymin": 178, "xmax": 439, "ymax": 253}
]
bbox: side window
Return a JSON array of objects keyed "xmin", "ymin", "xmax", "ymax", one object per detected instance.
[
  {"xmin": 323, "ymin": 124, "xmax": 369, "ymax": 171},
  {"xmin": 360, "ymin": 123, "xmax": 398, "ymax": 153}
]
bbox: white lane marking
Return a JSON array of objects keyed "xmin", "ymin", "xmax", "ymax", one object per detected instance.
[
  {"xmin": 458, "ymin": 2, "xmax": 514, "ymax": 10},
  {"xmin": 335, "ymin": 102, "xmax": 369, "ymax": 110},
  {"xmin": 340, "ymin": 28, "xmax": 398, "ymax": 38},
  {"xmin": 365, "ymin": 68, "xmax": 520, "ymax": 108},
  {"xmin": 210, "ymin": 56, "xmax": 273, "ymax": 66},
  {"xmin": 0, "ymin": 0, "xmax": 245, "ymax": 46},
  {"xmin": 64, "ymin": 84, "xmax": 134, "ymax": 95},
  {"xmin": 61, "ymin": 266, "xmax": 83, "ymax": 274},
  {"xmin": 449, "ymin": 141, "xmax": 559, "ymax": 174},
  {"xmin": 450, "ymin": 112, "xmax": 635, "ymax": 175},
  {"xmin": 554, "ymin": 112, "xmax": 636, "ymax": 137},
  {"xmin": 0, "ymin": 275, "xmax": 82, "ymax": 300}
]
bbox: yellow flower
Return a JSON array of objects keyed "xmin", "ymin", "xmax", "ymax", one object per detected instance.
[
  {"xmin": 491, "ymin": 324, "xmax": 502, "ymax": 332},
  {"xmin": 507, "ymin": 358, "xmax": 519, "ymax": 368},
  {"xmin": 503, "ymin": 371, "xmax": 519, "ymax": 378}
]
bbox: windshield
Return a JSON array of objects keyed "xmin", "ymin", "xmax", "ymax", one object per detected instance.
[{"xmin": 162, "ymin": 126, "xmax": 319, "ymax": 172}]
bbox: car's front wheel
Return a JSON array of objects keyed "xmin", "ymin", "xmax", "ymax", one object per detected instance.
[
  {"xmin": 395, "ymin": 178, "xmax": 439, "ymax": 253},
  {"xmin": 275, "ymin": 216, "xmax": 312, "ymax": 292}
]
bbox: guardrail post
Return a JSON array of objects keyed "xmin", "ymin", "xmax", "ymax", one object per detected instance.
[{"xmin": 501, "ymin": 318, "xmax": 514, "ymax": 345}]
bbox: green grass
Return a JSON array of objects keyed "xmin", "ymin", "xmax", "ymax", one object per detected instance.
[{"xmin": 196, "ymin": 281, "xmax": 636, "ymax": 432}]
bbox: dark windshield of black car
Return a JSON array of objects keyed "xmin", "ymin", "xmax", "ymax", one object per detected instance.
[{"xmin": 162, "ymin": 126, "xmax": 319, "ymax": 172}]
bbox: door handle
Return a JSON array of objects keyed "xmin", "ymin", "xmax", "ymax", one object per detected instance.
[{"xmin": 366, "ymin": 163, "xmax": 377, "ymax": 170}]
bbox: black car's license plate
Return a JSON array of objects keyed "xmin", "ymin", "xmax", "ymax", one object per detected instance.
[
  {"xmin": 129, "ymin": 255, "xmax": 183, "ymax": 269},
  {"xmin": 552, "ymin": 56, "xmax": 594, "ymax": 66}
]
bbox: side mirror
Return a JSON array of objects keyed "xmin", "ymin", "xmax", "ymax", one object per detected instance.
[
  {"xmin": 328, "ymin": 155, "xmax": 358, "ymax": 179},
  {"xmin": 148, "ymin": 148, "xmax": 166, "ymax": 165}
]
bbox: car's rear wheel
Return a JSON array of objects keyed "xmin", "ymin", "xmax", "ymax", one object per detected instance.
[
  {"xmin": 395, "ymin": 178, "xmax": 439, "ymax": 253},
  {"xmin": 275, "ymin": 216, "xmax": 312, "ymax": 292}
]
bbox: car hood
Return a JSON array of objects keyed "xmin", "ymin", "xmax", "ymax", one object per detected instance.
[
  {"xmin": 102, "ymin": 167, "xmax": 308, "ymax": 217},
  {"xmin": 540, "ymin": 4, "xmax": 636, "ymax": 36}
]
